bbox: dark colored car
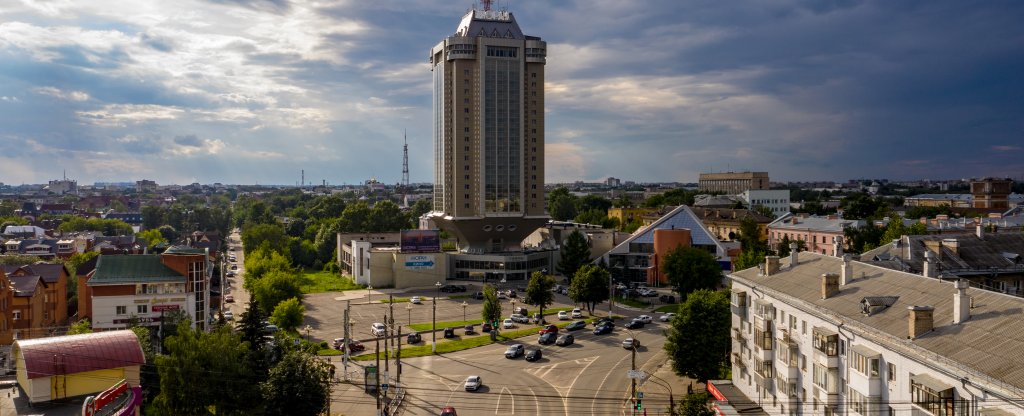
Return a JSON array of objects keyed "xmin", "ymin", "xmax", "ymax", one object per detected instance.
[
  {"xmin": 333, "ymin": 338, "xmax": 365, "ymax": 353},
  {"xmin": 594, "ymin": 324, "xmax": 613, "ymax": 335},
  {"xmin": 441, "ymin": 406, "xmax": 457, "ymax": 416},
  {"xmin": 566, "ymin": 321, "xmax": 586, "ymax": 331},
  {"xmin": 464, "ymin": 325, "xmax": 476, "ymax": 335},
  {"xmin": 594, "ymin": 317, "xmax": 615, "ymax": 327},
  {"xmin": 439, "ymin": 284, "xmax": 458, "ymax": 293},
  {"xmin": 525, "ymin": 348, "xmax": 543, "ymax": 362},
  {"xmin": 507, "ymin": 290, "xmax": 517, "ymax": 298},
  {"xmin": 482, "ymin": 323, "xmax": 492, "ymax": 333},
  {"xmin": 556, "ymin": 334, "xmax": 575, "ymax": 346},
  {"xmin": 659, "ymin": 294, "xmax": 677, "ymax": 303},
  {"xmin": 455, "ymin": 285, "xmax": 467, "ymax": 292},
  {"xmin": 443, "ymin": 327, "xmax": 455, "ymax": 338},
  {"xmin": 538, "ymin": 324, "xmax": 558, "ymax": 335},
  {"xmin": 407, "ymin": 332, "xmax": 422, "ymax": 344},
  {"xmin": 505, "ymin": 344, "xmax": 525, "ymax": 359},
  {"xmin": 625, "ymin": 320, "xmax": 645, "ymax": 329},
  {"xmin": 538, "ymin": 332, "xmax": 557, "ymax": 345},
  {"xmin": 474, "ymin": 291, "xmax": 484, "ymax": 300}
]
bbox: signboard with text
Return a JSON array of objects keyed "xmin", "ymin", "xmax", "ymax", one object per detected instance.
[
  {"xmin": 151, "ymin": 304, "xmax": 180, "ymax": 312},
  {"xmin": 400, "ymin": 230, "xmax": 440, "ymax": 253},
  {"xmin": 404, "ymin": 255, "xmax": 436, "ymax": 270}
]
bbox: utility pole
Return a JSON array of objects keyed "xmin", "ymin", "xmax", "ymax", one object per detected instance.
[
  {"xmin": 396, "ymin": 319, "xmax": 402, "ymax": 384},
  {"xmin": 432, "ymin": 294, "xmax": 437, "ymax": 354},
  {"xmin": 631, "ymin": 341, "xmax": 637, "ymax": 416},
  {"xmin": 343, "ymin": 301, "xmax": 350, "ymax": 381},
  {"xmin": 375, "ymin": 335, "xmax": 381, "ymax": 416},
  {"xmin": 609, "ymin": 265, "xmax": 615, "ymax": 318},
  {"xmin": 384, "ymin": 311, "xmax": 390, "ymax": 374}
]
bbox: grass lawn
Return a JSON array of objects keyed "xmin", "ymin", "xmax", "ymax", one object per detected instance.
[
  {"xmin": 409, "ymin": 319, "xmax": 484, "ymax": 332},
  {"xmin": 654, "ymin": 304, "xmax": 681, "ymax": 313},
  {"xmin": 352, "ymin": 321, "xmax": 578, "ymax": 361},
  {"xmin": 318, "ymin": 348, "xmax": 343, "ymax": 356},
  {"xmin": 297, "ymin": 270, "xmax": 365, "ymax": 294},
  {"xmin": 379, "ymin": 297, "xmax": 411, "ymax": 304},
  {"xmin": 613, "ymin": 296, "xmax": 651, "ymax": 308}
]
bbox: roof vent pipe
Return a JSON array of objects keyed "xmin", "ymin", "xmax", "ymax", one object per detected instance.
[
  {"xmin": 923, "ymin": 251, "xmax": 938, "ymax": 278},
  {"xmin": 953, "ymin": 280, "xmax": 970, "ymax": 324},
  {"xmin": 840, "ymin": 254, "xmax": 852, "ymax": 285},
  {"xmin": 789, "ymin": 242, "xmax": 798, "ymax": 267},
  {"xmin": 907, "ymin": 305, "xmax": 934, "ymax": 339}
]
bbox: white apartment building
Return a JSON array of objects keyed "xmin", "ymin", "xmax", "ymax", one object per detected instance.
[
  {"xmin": 741, "ymin": 189, "xmax": 791, "ymax": 218},
  {"xmin": 729, "ymin": 251, "xmax": 1024, "ymax": 415}
]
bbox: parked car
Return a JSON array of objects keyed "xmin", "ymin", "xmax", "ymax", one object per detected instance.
[
  {"xmin": 497, "ymin": 292, "xmax": 507, "ymax": 299},
  {"xmin": 507, "ymin": 290, "xmax": 517, "ymax": 298},
  {"xmin": 482, "ymin": 323, "xmax": 492, "ymax": 333},
  {"xmin": 556, "ymin": 334, "xmax": 575, "ymax": 346},
  {"xmin": 553, "ymin": 285, "xmax": 564, "ymax": 293},
  {"xmin": 525, "ymin": 348, "xmax": 543, "ymax": 362},
  {"xmin": 333, "ymin": 338, "xmax": 365, "ymax": 352},
  {"xmin": 441, "ymin": 406, "xmax": 457, "ymax": 416},
  {"xmin": 625, "ymin": 319, "xmax": 644, "ymax": 329},
  {"xmin": 410, "ymin": 296, "xmax": 422, "ymax": 304},
  {"xmin": 538, "ymin": 324, "xmax": 558, "ymax": 335},
  {"xmin": 593, "ymin": 324, "xmax": 613, "ymax": 335},
  {"xmin": 622, "ymin": 338, "xmax": 640, "ymax": 349},
  {"xmin": 371, "ymin": 323, "xmax": 387, "ymax": 337},
  {"xmin": 225, "ymin": 271, "xmax": 236, "ymax": 277},
  {"xmin": 539, "ymin": 332, "xmax": 557, "ymax": 345},
  {"xmin": 593, "ymin": 317, "xmax": 615, "ymax": 327},
  {"xmin": 464, "ymin": 375, "xmax": 482, "ymax": 391},
  {"xmin": 571, "ymin": 308, "xmax": 583, "ymax": 319},
  {"xmin": 659, "ymin": 294, "xmax": 676, "ymax": 303},
  {"xmin": 455, "ymin": 285, "xmax": 467, "ymax": 292},
  {"xmin": 557, "ymin": 311, "xmax": 569, "ymax": 320},
  {"xmin": 263, "ymin": 324, "xmax": 279, "ymax": 334},
  {"xmin": 659, "ymin": 313, "xmax": 677, "ymax": 322},
  {"xmin": 224, "ymin": 294, "xmax": 234, "ymax": 303},
  {"xmin": 407, "ymin": 332, "xmax": 422, "ymax": 344},
  {"xmin": 513, "ymin": 307, "xmax": 528, "ymax": 316},
  {"xmin": 566, "ymin": 321, "xmax": 587, "ymax": 331},
  {"xmin": 559, "ymin": 287, "xmax": 569, "ymax": 295},
  {"xmin": 464, "ymin": 324, "xmax": 476, "ymax": 335},
  {"xmin": 503, "ymin": 319, "xmax": 514, "ymax": 329},
  {"xmin": 443, "ymin": 327, "xmax": 456, "ymax": 338},
  {"xmin": 510, "ymin": 314, "xmax": 528, "ymax": 324},
  {"xmin": 636, "ymin": 315, "xmax": 653, "ymax": 324},
  {"xmin": 532, "ymin": 313, "xmax": 546, "ymax": 324},
  {"xmin": 439, "ymin": 284, "xmax": 458, "ymax": 293},
  {"xmin": 505, "ymin": 344, "xmax": 525, "ymax": 358},
  {"xmin": 474, "ymin": 291, "xmax": 484, "ymax": 300}
]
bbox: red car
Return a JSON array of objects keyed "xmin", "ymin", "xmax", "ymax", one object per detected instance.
[
  {"xmin": 538, "ymin": 324, "xmax": 558, "ymax": 335},
  {"xmin": 332, "ymin": 338, "xmax": 365, "ymax": 353},
  {"xmin": 224, "ymin": 294, "xmax": 234, "ymax": 303},
  {"xmin": 441, "ymin": 406, "xmax": 457, "ymax": 416}
]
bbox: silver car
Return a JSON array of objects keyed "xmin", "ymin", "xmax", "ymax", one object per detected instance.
[{"xmin": 464, "ymin": 375, "xmax": 482, "ymax": 391}]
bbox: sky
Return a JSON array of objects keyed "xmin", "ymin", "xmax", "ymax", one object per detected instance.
[{"xmin": 1, "ymin": 0, "xmax": 1022, "ymax": 186}]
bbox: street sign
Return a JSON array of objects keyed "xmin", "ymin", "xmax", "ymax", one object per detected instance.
[
  {"xmin": 626, "ymin": 370, "xmax": 647, "ymax": 380},
  {"xmin": 638, "ymin": 392, "xmax": 644, "ymax": 399},
  {"xmin": 381, "ymin": 383, "xmax": 389, "ymax": 392}
]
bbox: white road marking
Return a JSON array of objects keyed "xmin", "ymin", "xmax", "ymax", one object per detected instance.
[
  {"xmin": 527, "ymin": 385, "xmax": 541, "ymax": 415},
  {"xmin": 591, "ymin": 352, "xmax": 633, "ymax": 416},
  {"xmin": 495, "ymin": 386, "xmax": 514, "ymax": 415}
]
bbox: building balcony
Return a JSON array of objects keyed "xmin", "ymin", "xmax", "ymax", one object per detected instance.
[
  {"xmin": 732, "ymin": 353, "xmax": 746, "ymax": 371},
  {"xmin": 848, "ymin": 370, "xmax": 883, "ymax": 397},
  {"xmin": 813, "ymin": 349, "xmax": 839, "ymax": 368},
  {"xmin": 815, "ymin": 385, "xmax": 840, "ymax": 406},
  {"xmin": 732, "ymin": 327, "xmax": 747, "ymax": 342},
  {"xmin": 754, "ymin": 345, "xmax": 773, "ymax": 362},
  {"xmin": 753, "ymin": 373, "xmax": 775, "ymax": 393},
  {"xmin": 778, "ymin": 329, "xmax": 798, "ymax": 346}
]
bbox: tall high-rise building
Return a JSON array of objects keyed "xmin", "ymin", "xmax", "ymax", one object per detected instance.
[{"xmin": 428, "ymin": 6, "xmax": 548, "ymax": 254}]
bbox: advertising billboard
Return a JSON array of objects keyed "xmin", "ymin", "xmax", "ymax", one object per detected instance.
[{"xmin": 400, "ymin": 229, "xmax": 440, "ymax": 253}]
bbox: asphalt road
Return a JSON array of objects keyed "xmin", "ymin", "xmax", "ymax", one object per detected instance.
[
  {"xmin": 223, "ymin": 230, "xmax": 250, "ymax": 319},
  {"xmin": 395, "ymin": 317, "xmax": 671, "ymax": 416}
]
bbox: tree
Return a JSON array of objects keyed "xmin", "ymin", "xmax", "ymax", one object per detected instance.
[
  {"xmin": 270, "ymin": 297, "xmax": 305, "ymax": 331},
  {"xmin": 244, "ymin": 248, "xmax": 293, "ymax": 290},
  {"xmin": 557, "ymin": 229, "xmax": 590, "ymax": 281},
  {"xmin": 67, "ymin": 318, "xmax": 92, "ymax": 335},
  {"xmin": 548, "ymin": 187, "xmax": 578, "ymax": 221},
  {"xmin": 137, "ymin": 228, "xmax": 168, "ymax": 249},
  {"xmin": 481, "ymin": 284, "xmax": 502, "ymax": 327},
  {"xmin": 409, "ymin": 198, "xmax": 433, "ymax": 222},
  {"xmin": 614, "ymin": 194, "xmax": 634, "ymax": 208},
  {"xmin": 732, "ymin": 218, "xmax": 767, "ymax": 270},
  {"xmin": 675, "ymin": 393, "xmax": 715, "ymax": 416},
  {"xmin": 238, "ymin": 297, "xmax": 271, "ymax": 379},
  {"xmin": 154, "ymin": 323, "xmax": 262, "ymax": 415},
  {"xmin": 368, "ymin": 200, "xmax": 410, "ymax": 231},
  {"xmin": 664, "ymin": 289, "xmax": 730, "ymax": 382},
  {"xmin": 252, "ymin": 269, "xmax": 304, "ymax": 315},
  {"xmin": 569, "ymin": 265, "xmax": 610, "ymax": 315},
  {"xmin": 524, "ymin": 271, "xmax": 555, "ymax": 321},
  {"xmin": 661, "ymin": 246, "xmax": 723, "ymax": 297},
  {"xmin": 242, "ymin": 223, "xmax": 289, "ymax": 257},
  {"xmin": 262, "ymin": 350, "xmax": 331, "ymax": 416}
]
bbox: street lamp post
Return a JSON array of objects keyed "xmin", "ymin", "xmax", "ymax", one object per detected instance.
[
  {"xmin": 432, "ymin": 281, "xmax": 441, "ymax": 354},
  {"xmin": 304, "ymin": 325, "xmax": 312, "ymax": 342},
  {"xmin": 461, "ymin": 301, "xmax": 468, "ymax": 322},
  {"xmin": 624, "ymin": 328, "xmax": 640, "ymax": 416},
  {"xmin": 367, "ymin": 285, "xmax": 373, "ymax": 304},
  {"xmin": 406, "ymin": 304, "xmax": 413, "ymax": 326}
]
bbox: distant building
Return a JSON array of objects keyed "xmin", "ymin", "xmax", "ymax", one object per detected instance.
[
  {"xmin": 134, "ymin": 180, "xmax": 158, "ymax": 193},
  {"xmin": 767, "ymin": 213, "xmax": 864, "ymax": 256},
  {"xmin": 45, "ymin": 179, "xmax": 77, "ymax": 195},
  {"xmin": 740, "ymin": 189, "xmax": 791, "ymax": 218},
  {"xmin": 971, "ymin": 177, "xmax": 1013, "ymax": 209},
  {"xmin": 699, "ymin": 172, "xmax": 769, "ymax": 194},
  {"xmin": 606, "ymin": 177, "xmax": 621, "ymax": 187},
  {"xmin": 692, "ymin": 207, "xmax": 773, "ymax": 242},
  {"xmin": 904, "ymin": 193, "xmax": 972, "ymax": 208},
  {"xmin": 729, "ymin": 252, "xmax": 1024, "ymax": 416}
]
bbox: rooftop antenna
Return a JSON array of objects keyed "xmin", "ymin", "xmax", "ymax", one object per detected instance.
[
  {"xmin": 402, "ymin": 130, "xmax": 410, "ymax": 207},
  {"xmin": 482, "ymin": 0, "xmax": 492, "ymax": 11}
]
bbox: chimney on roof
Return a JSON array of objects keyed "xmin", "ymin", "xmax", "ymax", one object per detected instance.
[
  {"xmin": 833, "ymin": 236, "xmax": 844, "ymax": 257},
  {"xmin": 976, "ymin": 224, "xmax": 984, "ymax": 239},
  {"xmin": 941, "ymin": 238, "xmax": 959, "ymax": 255},
  {"xmin": 840, "ymin": 254, "xmax": 853, "ymax": 285},
  {"xmin": 765, "ymin": 255, "xmax": 780, "ymax": 276},
  {"xmin": 907, "ymin": 305, "xmax": 934, "ymax": 339},
  {"xmin": 902, "ymin": 235, "xmax": 912, "ymax": 261},
  {"xmin": 789, "ymin": 242, "xmax": 798, "ymax": 266},
  {"xmin": 953, "ymin": 279, "xmax": 971, "ymax": 324},
  {"xmin": 923, "ymin": 250, "xmax": 939, "ymax": 278},
  {"xmin": 821, "ymin": 273, "xmax": 840, "ymax": 299}
]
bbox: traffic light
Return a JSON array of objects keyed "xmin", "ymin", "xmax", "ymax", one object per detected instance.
[{"xmin": 635, "ymin": 399, "xmax": 642, "ymax": 410}]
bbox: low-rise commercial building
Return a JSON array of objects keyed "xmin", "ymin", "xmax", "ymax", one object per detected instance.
[{"xmin": 13, "ymin": 330, "xmax": 143, "ymax": 403}]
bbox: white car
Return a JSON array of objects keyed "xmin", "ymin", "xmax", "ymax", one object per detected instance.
[
  {"xmin": 557, "ymin": 311, "xmax": 569, "ymax": 320},
  {"xmin": 222, "ymin": 311, "xmax": 234, "ymax": 321},
  {"xmin": 503, "ymin": 319, "xmax": 514, "ymax": 329},
  {"xmin": 659, "ymin": 313, "xmax": 676, "ymax": 322},
  {"xmin": 410, "ymin": 296, "xmax": 422, "ymax": 304},
  {"xmin": 497, "ymin": 292, "xmax": 507, "ymax": 299},
  {"xmin": 622, "ymin": 338, "xmax": 640, "ymax": 349},
  {"xmin": 371, "ymin": 322, "xmax": 387, "ymax": 337},
  {"xmin": 464, "ymin": 375, "xmax": 482, "ymax": 391},
  {"xmin": 636, "ymin": 315, "xmax": 653, "ymax": 324},
  {"xmin": 571, "ymin": 308, "xmax": 583, "ymax": 319},
  {"xmin": 510, "ymin": 314, "xmax": 529, "ymax": 323}
]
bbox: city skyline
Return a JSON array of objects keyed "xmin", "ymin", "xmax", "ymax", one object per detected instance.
[{"xmin": 1, "ymin": 0, "xmax": 1022, "ymax": 185}]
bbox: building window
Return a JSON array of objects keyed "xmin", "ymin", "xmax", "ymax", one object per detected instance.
[
  {"xmin": 847, "ymin": 387, "xmax": 868, "ymax": 415},
  {"xmin": 813, "ymin": 329, "xmax": 838, "ymax": 356},
  {"xmin": 911, "ymin": 377, "xmax": 963, "ymax": 415},
  {"xmin": 116, "ymin": 306, "xmax": 127, "ymax": 315},
  {"xmin": 12, "ymin": 311, "xmax": 20, "ymax": 320},
  {"xmin": 464, "ymin": 127, "xmax": 469, "ymax": 132},
  {"xmin": 850, "ymin": 347, "xmax": 880, "ymax": 377},
  {"xmin": 888, "ymin": 363, "xmax": 896, "ymax": 383},
  {"xmin": 813, "ymin": 363, "xmax": 839, "ymax": 394},
  {"xmin": 138, "ymin": 305, "xmax": 148, "ymax": 314}
]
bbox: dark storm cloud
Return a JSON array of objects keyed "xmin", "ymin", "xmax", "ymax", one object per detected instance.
[{"xmin": 174, "ymin": 134, "xmax": 202, "ymax": 147}]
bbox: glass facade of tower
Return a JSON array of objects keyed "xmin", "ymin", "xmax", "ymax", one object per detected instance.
[
  {"xmin": 484, "ymin": 46, "xmax": 521, "ymax": 214},
  {"xmin": 432, "ymin": 60, "xmax": 446, "ymax": 212}
]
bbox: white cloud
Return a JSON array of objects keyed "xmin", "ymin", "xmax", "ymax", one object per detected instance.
[
  {"xmin": 78, "ymin": 104, "xmax": 184, "ymax": 127},
  {"xmin": 33, "ymin": 86, "xmax": 89, "ymax": 101},
  {"xmin": 0, "ymin": 96, "xmax": 18, "ymax": 102}
]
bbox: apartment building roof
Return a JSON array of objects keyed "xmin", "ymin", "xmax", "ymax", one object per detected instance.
[
  {"xmin": 768, "ymin": 213, "xmax": 862, "ymax": 233},
  {"xmin": 861, "ymin": 232, "xmax": 1024, "ymax": 276},
  {"xmin": 631, "ymin": 205, "xmax": 723, "ymax": 248},
  {"xmin": 90, "ymin": 254, "xmax": 182, "ymax": 285},
  {"xmin": 8, "ymin": 274, "xmax": 45, "ymax": 297},
  {"xmin": 1, "ymin": 263, "xmax": 67, "ymax": 284},
  {"xmin": 730, "ymin": 252, "xmax": 1024, "ymax": 395},
  {"xmin": 15, "ymin": 330, "xmax": 145, "ymax": 379}
]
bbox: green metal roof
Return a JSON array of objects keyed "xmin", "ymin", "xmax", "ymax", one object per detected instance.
[
  {"xmin": 163, "ymin": 245, "xmax": 207, "ymax": 255},
  {"xmin": 90, "ymin": 255, "xmax": 183, "ymax": 285}
]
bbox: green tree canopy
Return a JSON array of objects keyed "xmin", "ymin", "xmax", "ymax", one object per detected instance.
[
  {"xmin": 676, "ymin": 393, "xmax": 716, "ymax": 416},
  {"xmin": 664, "ymin": 289, "xmax": 730, "ymax": 382},
  {"xmin": 244, "ymin": 248, "xmax": 293, "ymax": 290},
  {"xmin": 252, "ymin": 269, "xmax": 304, "ymax": 315},
  {"xmin": 524, "ymin": 271, "xmax": 555, "ymax": 320},
  {"xmin": 557, "ymin": 229, "xmax": 590, "ymax": 281},
  {"xmin": 548, "ymin": 187, "xmax": 578, "ymax": 221},
  {"xmin": 58, "ymin": 217, "xmax": 133, "ymax": 236},
  {"xmin": 137, "ymin": 228, "xmax": 168, "ymax": 249},
  {"xmin": 270, "ymin": 297, "xmax": 305, "ymax": 331},
  {"xmin": 262, "ymin": 350, "xmax": 331, "ymax": 416},
  {"xmin": 569, "ymin": 264, "xmax": 610, "ymax": 315},
  {"xmin": 661, "ymin": 246, "xmax": 722, "ymax": 296},
  {"xmin": 481, "ymin": 284, "xmax": 502, "ymax": 327},
  {"xmin": 67, "ymin": 318, "xmax": 92, "ymax": 335},
  {"xmin": 241, "ymin": 223, "xmax": 289, "ymax": 257}
]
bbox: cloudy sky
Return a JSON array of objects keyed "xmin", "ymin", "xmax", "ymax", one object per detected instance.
[{"xmin": 1, "ymin": 0, "xmax": 1022, "ymax": 186}]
